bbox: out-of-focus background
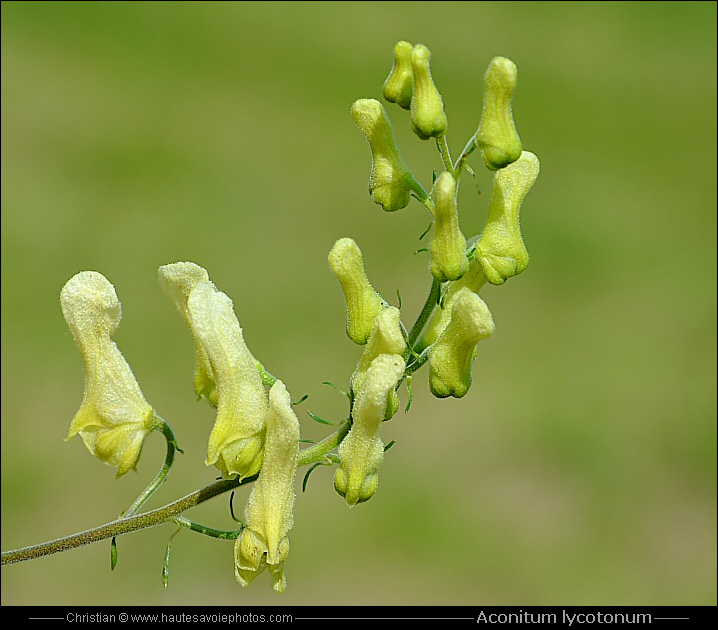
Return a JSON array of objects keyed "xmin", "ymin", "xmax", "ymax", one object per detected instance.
[{"xmin": 2, "ymin": 1, "xmax": 715, "ymax": 606}]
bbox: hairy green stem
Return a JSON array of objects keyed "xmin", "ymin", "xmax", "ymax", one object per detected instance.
[
  {"xmin": 1, "ymin": 476, "xmax": 252, "ymax": 566},
  {"xmin": 124, "ymin": 416, "xmax": 180, "ymax": 518},
  {"xmin": 173, "ymin": 516, "xmax": 242, "ymax": 540},
  {"xmin": 2, "ymin": 424, "xmax": 355, "ymax": 566}
]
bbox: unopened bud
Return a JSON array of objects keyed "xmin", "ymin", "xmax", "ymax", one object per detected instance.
[
  {"xmin": 351, "ymin": 98, "xmax": 418, "ymax": 212},
  {"xmin": 430, "ymin": 172, "xmax": 468, "ymax": 282},
  {"xmin": 476, "ymin": 151, "xmax": 540, "ymax": 285},
  {"xmin": 476, "ymin": 56, "xmax": 522, "ymax": 170},
  {"xmin": 428, "ymin": 288, "xmax": 494, "ymax": 398},
  {"xmin": 383, "ymin": 40, "xmax": 414, "ymax": 110},
  {"xmin": 410, "ymin": 44, "xmax": 447, "ymax": 140},
  {"xmin": 328, "ymin": 237, "xmax": 386, "ymax": 345}
]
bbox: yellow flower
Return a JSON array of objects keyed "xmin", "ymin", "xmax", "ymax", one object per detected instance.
[
  {"xmin": 416, "ymin": 258, "xmax": 487, "ymax": 353},
  {"xmin": 61, "ymin": 271, "xmax": 155, "ymax": 477},
  {"xmin": 328, "ymin": 237, "xmax": 386, "ymax": 345},
  {"xmin": 158, "ymin": 262, "xmax": 217, "ymax": 406},
  {"xmin": 475, "ymin": 56, "xmax": 522, "ymax": 171},
  {"xmin": 351, "ymin": 98, "xmax": 417, "ymax": 212},
  {"xmin": 383, "ymin": 40, "xmax": 414, "ymax": 110},
  {"xmin": 428, "ymin": 288, "xmax": 495, "ymax": 398},
  {"xmin": 234, "ymin": 380, "xmax": 300, "ymax": 592},
  {"xmin": 476, "ymin": 151, "xmax": 540, "ymax": 285},
  {"xmin": 410, "ymin": 44, "xmax": 447, "ymax": 140},
  {"xmin": 429, "ymin": 172, "xmax": 468, "ymax": 282},
  {"xmin": 335, "ymin": 354, "xmax": 405, "ymax": 506},
  {"xmin": 350, "ymin": 306, "xmax": 405, "ymax": 420},
  {"xmin": 186, "ymin": 281, "xmax": 267, "ymax": 479}
]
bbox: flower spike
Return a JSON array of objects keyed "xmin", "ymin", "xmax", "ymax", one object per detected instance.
[
  {"xmin": 186, "ymin": 281, "xmax": 267, "ymax": 479},
  {"xmin": 61, "ymin": 271, "xmax": 156, "ymax": 477}
]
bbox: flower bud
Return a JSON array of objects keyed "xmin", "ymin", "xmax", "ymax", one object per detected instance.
[
  {"xmin": 430, "ymin": 172, "xmax": 468, "ymax": 282},
  {"xmin": 428, "ymin": 288, "xmax": 494, "ymax": 398},
  {"xmin": 476, "ymin": 56, "xmax": 522, "ymax": 170},
  {"xmin": 351, "ymin": 98, "xmax": 417, "ymax": 212},
  {"xmin": 61, "ymin": 271, "xmax": 155, "ymax": 477},
  {"xmin": 383, "ymin": 40, "xmax": 414, "ymax": 110},
  {"xmin": 350, "ymin": 306, "xmax": 406, "ymax": 419},
  {"xmin": 186, "ymin": 281, "xmax": 267, "ymax": 479},
  {"xmin": 235, "ymin": 380, "xmax": 299, "ymax": 593},
  {"xmin": 415, "ymin": 258, "xmax": 487, "ymax": 353},
  {"xmin": 335, "ymin": 354, "xmax": 405, "ymax": 506},
  {"xmin": 410, "ymin": 44, "xmax": 447, "ymax": 140},
  {"xmin": 476, "ymin": 151, "xmax": 540, "ymax": 285},
  {"xmin": 158, "ymin": 262, "xmax": 217, "ymax": 406},
  {"xmin": 328, "ymin": 237, "xmax": 386, "ymax": 345}
]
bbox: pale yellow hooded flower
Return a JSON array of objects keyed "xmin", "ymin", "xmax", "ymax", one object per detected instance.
[
  {"xmin": 61, "ymin": 271, "xmax": 155, "ymax": 477},
  {"xmin": 186, "ymin": 281, "xmax": 267, "ymax": 479},
  {"xmin": 234, "ymin": 380, "xmax": 300, "ymax": 592}
]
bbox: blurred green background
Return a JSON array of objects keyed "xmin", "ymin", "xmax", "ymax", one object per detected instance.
[{"xmin": 2, "ymin": 0, "xmax": 715, "ymax": 606}]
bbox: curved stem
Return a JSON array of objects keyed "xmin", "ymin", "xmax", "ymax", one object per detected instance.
[
  {"xmin": 124, "ymin": 416, "xmax": 180, "ymax": 518},
  {"xmin": 1, "ymin": 476, "xmax": 255, "ymax": 566},
  {"xmin": 173, "ymin": 516, "xmax": 242, "ymax": 540}
]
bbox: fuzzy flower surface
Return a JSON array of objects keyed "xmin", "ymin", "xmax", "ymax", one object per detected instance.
[
  {"xmin": 61, "ymin": 271, "xmax": 155, "ymax": 477},
  {"xmin": 186, "ymin": 281, "xmax": 267, "ymax": 479},
  {"xmin": 234, "ymin": 380, "xmax": 300, "ymax": 593}
]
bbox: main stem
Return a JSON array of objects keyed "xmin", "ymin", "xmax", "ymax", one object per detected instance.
[
  {"xmin": 2, "ymin": 421, "xmax": 349, "ymax": 566},
  {"xmin": 1, "ymin": 476, "xmax": 249, "ymax": 566}
]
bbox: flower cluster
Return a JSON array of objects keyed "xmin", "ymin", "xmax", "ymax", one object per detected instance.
[{"xmin": 58, "ymin": 42, "xmax": 539, "ymax": 593}]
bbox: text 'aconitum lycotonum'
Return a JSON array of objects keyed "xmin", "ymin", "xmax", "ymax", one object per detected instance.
[{"xmin": 3, "ymin": 42, "xmax": 540, "ymax": 595}]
